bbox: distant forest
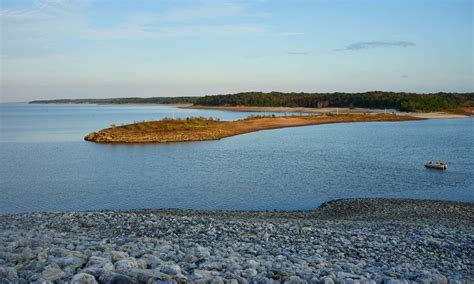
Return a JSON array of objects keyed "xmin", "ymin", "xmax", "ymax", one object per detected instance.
[
  {"xmin": 195, "ymin": 92, "xmax": 474, "ymax": 112},
  {"xmin": 31, "ymin": 91, "xmax": 474, "ymax": 113},
  {"xmin": 30, "ymin": 97, "xmax": 199, "ymax": 105}
]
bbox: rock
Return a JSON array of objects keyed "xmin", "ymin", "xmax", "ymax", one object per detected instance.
[
  {"xmin": 0, "ymin": 200, "xmax": 472, "ymax": 283},
  {"xmin": 37, "ymin": 250, "xmax": 48, "ymax": 262},
  {"xmin": 111, "ymin": 251, "xmax": 129, "ymax": 262},
  {"xmin": 126, "ymin": 268, "xmax": 167, "ymax": 282},
  {"xmin": 192, "ymin": 269, "xmax": 215, "ymax": 279},
  {"xmin": 386, "ymin": 280, "xmax": 409, "ymax": 284},
  {"xmin": 284, "ymin": 276, "xmax": 305, "ymax": 284},
  {"xmin": 54, "ymin": 255, "xmax": 87, "ymax": 270},
  {"xmin": 241, "ymin": 268, "xmax": 258, "ymax": 278},
  {"xmin": 336, "ymin": 271, "xmax": 363, "ymax": 280},
  {"xmin": 107, "ymin": 274, "xmax": 134, "ymax": 284},
  {"xmin": 119, "ymin": 242, "xmax": 137, "ymax": 253},
  {"xmin": 115, "ymin": 257, "xmax": 146, "ymax": 271},
  {"xmin": 85, "ymin": 256, "xmax": 113, "ymax": 268},
  {"xmin": 0, "ymin": 267, "xmax": 19, "ymax": 283},
  {"xmin": 72, "ymin": 272, "xmax": 98, "ymax": 284},
  {"xmin": 209, "ymin": 276, "xmax": 225, "ymax": 284},
  {"xmin": 160, "ymin": 263, "xmax": 181, "ymax": 275},
  {"xmin": 140, "ymin": 254, "xmax": 162, "ymax": 268},
  {"xmin": 137, "ymin": 259, "xmax": 147, "ymax": 270},
  {"xmin": 50, "ymin": 247, "xmax": 70, "ymax": 257},
  {"xmin": 195, "ymin": 245, "xmax": 211, "ymax": 259},
  {"xmin": 320, "ymin": 276, "xmax": 335, "ymax": 284},
  {"xmin": 432, "ymin": 272, "xmax": 448, "ymax": 284},
  {"xmin": 82, "ymin": 256, "xmax": 114, "ymax": 277},
  {"xmin": 41, "ymin": 264, "xmax": 65, "ymax": 281},
  {"xmin": 341, "ymin": 279, "xmax": 361, "ymax": 284},
  {"xmin": 185, "ymin": 254, "xmax": 198, "ymax": 263},
  {"xmin": 417, "ymin": 270, "xmax": 448, "ymax": 284},
  {"xmin": 248, "ymin": 259, "xmax": 260, "ymax": 269}
]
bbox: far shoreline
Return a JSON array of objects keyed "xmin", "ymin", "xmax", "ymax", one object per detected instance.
[
  {"xmin": 183, "ymin": 105, "xmax": 471, "ymax": 119},
  {"xmin": 21, "ymin": 101, "xmax": 472, "ymax": 119},
  {"xmin": 25, "ymin": 102, "xmax": 195, "ymax": 107}
]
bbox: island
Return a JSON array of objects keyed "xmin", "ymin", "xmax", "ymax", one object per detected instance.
[{"xmin": 84, "ymin": 113, "xmax": 423, "ymax": 144}]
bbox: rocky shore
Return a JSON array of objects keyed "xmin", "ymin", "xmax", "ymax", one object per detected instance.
[{"xmin": 1, "ymin": 199, "xmax": 473, "ymax": 283}]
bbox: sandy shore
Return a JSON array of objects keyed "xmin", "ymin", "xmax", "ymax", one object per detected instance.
[
  {"xmin": 84, "ymin": 114, "xmax": 422, "ymax": 144},
  {"xmin": 406, "ymin": 112, "xmax": 470, "ymax": 119},
  {"xmin": 0, "ymin": 199, "xmax": 472, "ymax": 283},
  {"xmin": 184, "ymin": 105, "xmax": 471, "ymax": 119}
]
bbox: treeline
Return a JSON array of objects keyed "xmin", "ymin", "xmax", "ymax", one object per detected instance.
[
  {"xmin": 30, "ymin": 92, "xmax": 474, "ymax": 112},
  {"xmin": 30, "ymin": 97, "xmax": 199, "ymax": 105},
  {"xmin": 195, "ymin": 92, "xmax": 474, "ymax": 112}
]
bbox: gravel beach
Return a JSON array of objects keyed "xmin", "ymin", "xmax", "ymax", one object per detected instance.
[{"xmin": 0, "ymin": 199, "xmax": 472, "ymax": 283}]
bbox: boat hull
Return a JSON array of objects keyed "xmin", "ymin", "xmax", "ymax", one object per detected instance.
[{"xmin": 425, "ymin": 164, "xmax": 447, "ymax": 170}]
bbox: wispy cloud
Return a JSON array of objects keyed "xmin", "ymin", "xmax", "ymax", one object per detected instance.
[
  {"xmin": 1, "ymin": 1, "xmax": 89, "ymax": 57},
  {"xmin": 1, "ymin": 0, "xmax": 301, "ymax": 58},
  {"xmin": 335, "ymin": 41, "xmax": 415, "ymax": 51}
]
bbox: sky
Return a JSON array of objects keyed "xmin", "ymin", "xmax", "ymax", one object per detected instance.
[{"xmin": 0, "ymin": 0, "xmax": 472, "ymax": 102}]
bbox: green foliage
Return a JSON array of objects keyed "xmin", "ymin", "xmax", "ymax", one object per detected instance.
[
  {"xmin": 135, "ymin": 116, "xmax": 220, "ymax": 124},
  {"xmin": 163, "ymin": 116, "xmax": 220, "ymax": 122},
  {"xmin": 242, "ymin": 114, "xmax": 276, "ymax": 120},
  {"xmin": 30, "ymin": 96, "xmax": 199, "ymax": 105},
  {"xmin": 118, "ymin": 116, "xmax": 222, "ymax": 132},
  {"xmin": 399, "ymin": 96, "xmax": 458, "ymax": 112},
  {"xmin": 30, "ymin": 91, "xmax": 474, "ymax": 113},
  {"xmin": 195, "ymin": 91, "xmax": 474, "ymax": 112}
]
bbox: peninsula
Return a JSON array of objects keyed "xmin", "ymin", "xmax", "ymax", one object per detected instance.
[{"xmin": 84, "ymin": 113, "xmax": 423, "ymax": 144}]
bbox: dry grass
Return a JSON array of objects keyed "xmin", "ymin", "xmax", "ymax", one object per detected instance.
[{"xmin": 85, "ymin": 114, "xmax": 423, "ymax": 144}]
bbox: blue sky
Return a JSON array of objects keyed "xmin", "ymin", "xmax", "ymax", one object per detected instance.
[{"xmin": 1, "ymin": 0, "xmax": 472, "ymax": 102}]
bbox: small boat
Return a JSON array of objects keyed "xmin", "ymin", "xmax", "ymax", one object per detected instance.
[{"xmin": 425, "ymin": 160, "xmax": 447, "ymax": 170}]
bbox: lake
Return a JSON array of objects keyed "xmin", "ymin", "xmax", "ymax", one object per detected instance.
[{"xmin": 0, "ymin": 103, "xmax": 473, "ymax": 213}]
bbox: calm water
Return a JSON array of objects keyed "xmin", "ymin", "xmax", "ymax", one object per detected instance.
[{"xmin": 0, "ymin": 103, "xmax": 473, "ymax": 213}]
